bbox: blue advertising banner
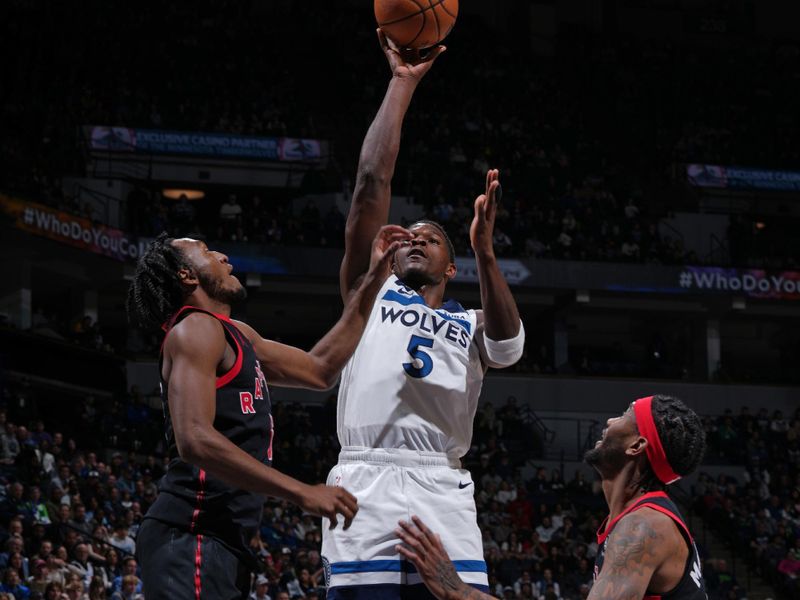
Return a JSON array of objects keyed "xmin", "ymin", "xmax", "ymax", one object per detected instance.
[
  {"xmin": 86, "ymin": 126, "xmax": 323, "ymax": 161},
  {"xmin": 687, "ymin": 163, "xmax": 800, "ymax": 192}
]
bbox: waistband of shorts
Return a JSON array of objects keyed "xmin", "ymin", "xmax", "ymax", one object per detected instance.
[{"xmin": 338, "ymin": 446, "xmax": 461, "ymax": 468}]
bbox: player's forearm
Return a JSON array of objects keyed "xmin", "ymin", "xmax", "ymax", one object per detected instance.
[
  {"xmin": 179, "ymin": 426, "xmax": 306, "ymax": 503},
  {"xmin": 356, "ymin": 76, "xmax": 417, "ymax": 189},
  {"xmin": 309, "ymin": 271, "xmax": 386, "ymax": 386},
  {"xmin": 476, "ymin": 253, "xmax": 521, "ymax": 340}
]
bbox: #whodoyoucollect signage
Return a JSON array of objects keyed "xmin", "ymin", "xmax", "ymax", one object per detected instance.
[
  {"xmin": 677, "ymin": 266, "xmax": 800, "ymax": 300},
  {"xmin": 0, "ymin": 194, "xmax": 148, "ymax": 262}
]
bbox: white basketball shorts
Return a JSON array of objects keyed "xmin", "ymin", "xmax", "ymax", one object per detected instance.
[{"xmin": 321, "ymin": 447, "xmax": 488, "ymax": 599}]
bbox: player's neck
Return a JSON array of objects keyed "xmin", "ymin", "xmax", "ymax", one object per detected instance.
[
  {"xmin": 602, "ymin": 463, "xmax": 648, "ymax": 521},
  {"xmin": 418, "ymin": 285, "xmax": 446, "ymax": 308},
  {"xmin": 185, "ymin": 291, "xmax": 232, "ymax": 318},
  {"xmin": 399, "ymin": 277, "xmax": 448, "ymax": 308}
]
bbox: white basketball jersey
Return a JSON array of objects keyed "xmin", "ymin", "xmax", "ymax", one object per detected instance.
[{"xmin": 337, "ymin": 275, "xmax": 484, "ymax": 458}]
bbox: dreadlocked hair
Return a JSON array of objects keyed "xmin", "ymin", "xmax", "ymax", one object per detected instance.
[
  {"xmin": 638, "ymin": 394, "xmax": 707, "ymax": 491},
  {"xmin": 126, "ymin": 232, "xmax": 189, "ymax": 331},
  {"xmin": 410, "ymin": 219, "xmax": 456, "ymax": 262}
]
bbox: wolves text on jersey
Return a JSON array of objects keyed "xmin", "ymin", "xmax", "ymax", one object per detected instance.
[{"xmin": 380, "ymin": 306, "xmax": 471, "ymax": 349}]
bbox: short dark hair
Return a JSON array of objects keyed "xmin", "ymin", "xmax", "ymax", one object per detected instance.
[
  {"xmin": 126, "ymin": 232, "xmax": 189, "ymax": 331},
  {"xmin": 410, "ymin": 220, "xmax": 455, "ymax": 262},
  {"xmin": 640, "ymin": 395, "xmax": 706, "ymax": 490}
]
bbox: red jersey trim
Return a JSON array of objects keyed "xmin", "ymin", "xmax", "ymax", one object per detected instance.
[
  {"xmin": 640, "ymin": 503, "xmax": 693, "ymax": 543},
  {"xmin": 215, "ymin": 330, "xmax": 243, "ymax": 389},
  {"xmin": 194, "ymin": 534, "xmax": 203, "ymax": 600},
  {"xmin": 189, "ymin": 468, "xmax": 206, "ymax": 533},
  {"xmin": 597, "ymin": 491, "xmax": 670, "ymax": 544},
  {"xmin": 161, "ymin": 305, "xmax": 244, "ymax": 389}
]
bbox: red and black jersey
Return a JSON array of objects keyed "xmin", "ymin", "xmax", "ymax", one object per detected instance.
[
  {"xmin": 594, "ymin": 491, "xmax": 707, "ymax": 600},
  {"xmin": 144, "ymin": 306, "xmax": 274, "ymax": 564}
]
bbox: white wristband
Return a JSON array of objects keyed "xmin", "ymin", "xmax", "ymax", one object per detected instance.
[{"xmin": 484, "ymin": 320, "xmax": 525, "ymax": 366}]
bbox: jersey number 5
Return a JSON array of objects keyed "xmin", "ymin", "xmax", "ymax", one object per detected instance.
[{"xmin": 403, "ymin": 335, "xmax": 434, "ymax": 378}]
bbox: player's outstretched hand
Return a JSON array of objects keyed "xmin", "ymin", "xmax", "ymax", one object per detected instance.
[
  {"xmin": 396, "ymin": 516, "xmax": 490, "ymax": 600},
  {"xmin": 298, "ymin": 484, "xmax": 359, "ymax": 530},
  {"xmin": 470, "ymin": 169, "xmax": 501, "ymax": 258},
  {"xmin": 378, "ymin": 28, "xmax": 445, "ymax": 82},
  {"xmin": 368, "ymin": 224, "xmax": 413, "ymax": 281}
]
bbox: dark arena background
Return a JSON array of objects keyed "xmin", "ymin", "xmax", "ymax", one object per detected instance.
[{"xmin": 1, "ymin": 1, "xmax": 799, "ymax": 599}]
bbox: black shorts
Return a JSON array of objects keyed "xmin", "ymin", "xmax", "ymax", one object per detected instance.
[{"xmin": 136, "ymin": 518, "xmax": 251, "ymax": 600}]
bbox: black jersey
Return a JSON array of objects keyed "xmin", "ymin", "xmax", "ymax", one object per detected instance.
[
  {"xmin": 145, "ymin": 306, "xmax": 274, "ymax": 564},
  {"xmin": 594, "ymin": 491, "xmax": 707, "ymax": 600}
]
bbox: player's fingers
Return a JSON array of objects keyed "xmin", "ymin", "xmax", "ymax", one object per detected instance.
[
  {"xmin": 380, "ymin": 241, "xmax": 402, "ymax": 260},
  {"xmin": 396, "ymin": 545, "xmax": 421, "ymax": 566},
  {"xmin": 474, "ymin": 195, "xmax": 487, "ymax": 221},
  {"xmin": 487, "ymin": 180, "xmax": 500, "ymax": 206},
  {"xmin": 338, "ymin": 503, "xmax": 356, "ymax": 530},
  {"xmin": 426, "ymin": 45, "xmax": 446, "ymax": 62},
  {"xmin": 377, "ymin": 28, "xmax": 389, "ymax": 51},
  {"xmin": 409, "ymin": 516, "xmax": 437, "ymax": 550},
  {"xmin": 485, "ymin": 169, "xmax": 493, "ymax": 194},
  {"xmin": 396, "ymin": 522, "xmax": 426, "ymax": 554},
  {"xmin": 327, "ymin": 511, "xmax": 339, "ymax": 530},
  {"xmin": 383, "ymin": 224, "xmax": 413, "ymax": 234},
  {"xmin": 339, "ymin": 488, "xmax": 359, "ymax": 513},
  {"xmin": 409, "ymin": 515, "xmax": 434, "ymax": 553}
]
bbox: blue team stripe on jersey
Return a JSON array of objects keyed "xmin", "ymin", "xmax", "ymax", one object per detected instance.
[
  {"xmin": 330, "ymin": 560, "xmax": 487, "ymax": 574},
  {"xmin": 381, "ymin": 290, "xmax": 472, "ymax": 334},
  {"xmin": 326, "ymin": 583, "xmax": 490, "ymax": 599}
]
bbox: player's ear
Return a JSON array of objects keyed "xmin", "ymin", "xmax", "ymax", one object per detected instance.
[
  {"xmin": 627, "ymin": 436, "xmax": 648, "ymax": 457},
  {"xmin": 178, "ymin": 266, "xmax": 199, "ymax": 286},
  {"xmin": 444, "ymin": 262, "xmax": 456, "ymax": 281}
]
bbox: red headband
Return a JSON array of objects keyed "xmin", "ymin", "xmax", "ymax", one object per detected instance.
[{"xmin": 633, "ymin": 396, "xmax": 681, "ymax": 485}]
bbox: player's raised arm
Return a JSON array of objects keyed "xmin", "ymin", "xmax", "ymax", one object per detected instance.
[
  {"xmin": 340, "ymin": 30, "xmax": 445, "ymax": 301},
  {"xmin": 163, "ymin": 313, "xmax": 358, "ymax": 528},
  {"xmin": 239, "ymin": 225, "xmax": 412, "ymax": 389},
  {"xmin": 470, "ymin": 169, "xmax": 525, "ymax": 368}
]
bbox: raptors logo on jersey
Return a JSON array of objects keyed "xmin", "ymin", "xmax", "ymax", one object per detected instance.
[{"xmin": 337, "ymin": 275, "xmax": 485, "ymax": 458}]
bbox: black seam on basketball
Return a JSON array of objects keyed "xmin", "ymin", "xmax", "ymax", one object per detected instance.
[
  {"xmin": 439, "ymin": 0, "xmax": 456, "ymax": 19},
  {"xmin": 378, "ymin": 0, "xmax": 449, "ymax": 26},
  {"xmin": 428, "ymin": 0, "xmax": 441, "ymax": 44},
  {"xmin": 407, "ymin": 0, "xmax": 427, "ymax": 48}
]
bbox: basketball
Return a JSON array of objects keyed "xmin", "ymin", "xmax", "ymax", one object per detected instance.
[{"xmin": 374, "ymin": 0, "xmax": 459, "ymax": 50}]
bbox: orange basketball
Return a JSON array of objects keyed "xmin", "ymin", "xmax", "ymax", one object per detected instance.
[{"xmin": 375, "ymin": 0, "xmax": 459, "ymax": 50}]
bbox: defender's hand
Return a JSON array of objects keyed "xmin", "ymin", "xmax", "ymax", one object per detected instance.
[
  {"xmin": 297, "ymin": 484, "xmax": 359, "ymax": 530},
  {"xmin": 396, "ymin": 516, "xmax": 487, "ymax": 600},
  {"xmin": 378, "ymin": 29, "xmax": 446, "ymax": 81},
  {"xmin": 470, "ymin": 169, "xmax": 501, "ymax": 259},
  {"xmin": 368, "ymin": 225, "xmax": 413, "ymax": 281}
]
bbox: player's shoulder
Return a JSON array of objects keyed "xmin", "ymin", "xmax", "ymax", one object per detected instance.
[
  {"xmin": 613, "ymin": 506, "xmax": 683, "ymax": 555},
  {"xmin": 165, "ymin": 311, "xmax": 226, "ymax": 355},
  {"xmin": 230, "ymin": 318, "xmax": 258, "ymax": 341}
]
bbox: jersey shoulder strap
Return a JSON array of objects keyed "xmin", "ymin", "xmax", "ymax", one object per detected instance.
[{"xmin": 160, "ymin": 305, "xmax": 244, "ymax": 389}]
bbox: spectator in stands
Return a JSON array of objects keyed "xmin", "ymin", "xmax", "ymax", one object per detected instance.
[
  {"xmin": 0, "ymin": 567, "xmax": 30, "ymax": 600},
  {"xmin": 111, "ymin": 575, "xmax": 145, "ymax": 600},
  {"xmin": 219, "ymin": 194, "xmax": 243, "ymax": 238}
]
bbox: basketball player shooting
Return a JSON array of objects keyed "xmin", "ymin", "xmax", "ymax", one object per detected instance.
[
  {"xmin": 126, "ymin": 225, "xmax": 411, "ymax": 600},
  {"xmin": 320, "ymin": 30, "xmax": 525, "ymax": 599}
]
